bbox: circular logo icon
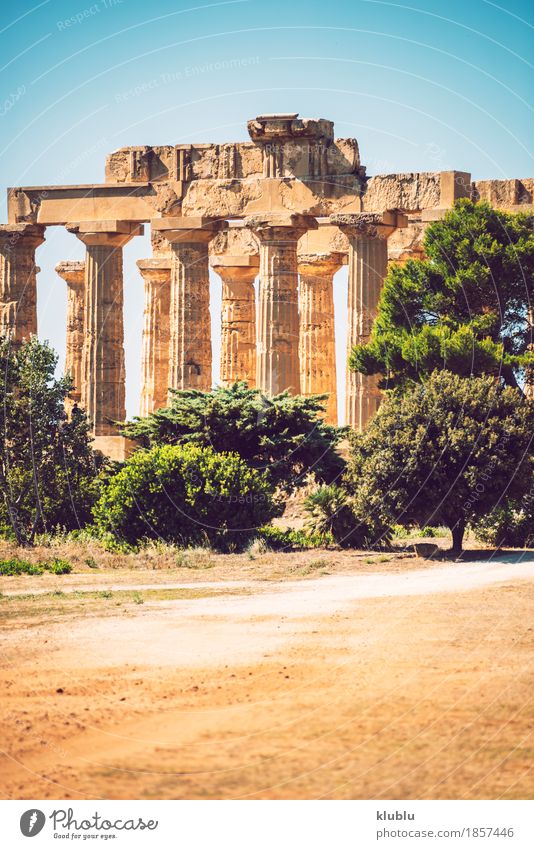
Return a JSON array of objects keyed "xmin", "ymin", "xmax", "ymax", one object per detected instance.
[{"xmin": 20, "ymin": 810, "xmax": 46, "ymax": 837}]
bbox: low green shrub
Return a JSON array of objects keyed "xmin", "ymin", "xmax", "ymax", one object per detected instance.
[
  {"xmin": 93, "ymin": 444, "xmax": 276, "ymax": 552},
  {"xmin": 392, "ymin": 525, "xmax": 446, "ymax": 539},
  {"xmin": 475, "ymin": 499, "xmax": 534, "ymax": 548},
  {"xmin": 0, "ymin": 558, "xmax": 43, "ymax": 576},
  {"xmin": 256, "ymin": 525, "xmax": 332, "ymax": 551},
  {"xmin": 0, "ymin": 557, "xmax": 73, "ymax": 576},
  {"xmin": 43, "ymin": 558, "xmax": 72, "ymax": 575}
]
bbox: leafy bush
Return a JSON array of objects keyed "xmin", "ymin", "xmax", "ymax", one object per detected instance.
[
  {"xmin": 475, "ymin": 498, "xmax": 534, "ymax": 548},
  {"xmin": 93, "ymin": 444, "xmax": 276, "ymax": 552},
  {"xmin": 392, "ymin": 525, "xmax": 447, "ymax": 539},
  {"xmin": 0, "ymin": 558, "xmax": 43, "ymax": 576},
  {"xmin": 44, "ymin": 558, "xmax": 73, "ymax": 575},
  {"xmin": 0, "ymin": 557, "xmax": 73, "ymax": 575},
  {"xmin": 304, "ymin": 485, "xmax": 392, "ymax": 549},
  {"xmin": 256, "ymin": 526, "xmax": 332, "ymax": 551}
]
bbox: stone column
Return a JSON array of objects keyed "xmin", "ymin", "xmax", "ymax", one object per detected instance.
[
  {"xmin": 55, "ymin": 261, "xmax": 85, "ymax": 413},
  {"xmin": 210, "ymin": 255, "xmax": 259, "ymax": 387},
  {"xmin": 137, "ymin": 258, "xmax": 171, "ymax": 416},
  {"xmin": 298, "ymin": 252, "xmax": 343, "ymax": 424},
  {"xmin": 0, "ymin": 223, "xmax": 45, "ymax": 344},
  {"xmin": 152, "ymin": 217, "xmax": 221, "ymax": 399},
  {"xmin": 245, "ymin": 213, "xmax": 318, "ymax": 396},
  {"xmin": 68, "ymin": 221, "xmax": 143, "ymax": 460},
  {"xmin": 330, "ymin": 212, "xmax": 406, "ymax": 430}
]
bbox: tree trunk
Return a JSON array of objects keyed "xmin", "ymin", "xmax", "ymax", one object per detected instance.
[
  {"xmin": 450, "ymin": 519, "xmax": 465, "ymax": 554},
  {"xmin": 5, "ymin": 501, "xmax": 28, "ymax": 547}
]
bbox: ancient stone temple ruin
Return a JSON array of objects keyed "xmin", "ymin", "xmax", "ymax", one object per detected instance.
[{"xmin": 1, "ymin": 114, "xmax": 532, "ymax": 459}]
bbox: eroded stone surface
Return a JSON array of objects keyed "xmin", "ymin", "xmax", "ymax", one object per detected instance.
[
  {"xmin": 152, "ymin": 219, "xmax": 222, "ymax": 397},
  {"xmin": 211, "ymin": 256, "xmax": 258, "ymax": 388},
  {"xmin": 137, "ymin": 258, "xmax": 171, "ymax": 416},
  {"xmin": 332, "ymin": 217, "xmax": 394, "ymax": 430},
  {"xmin": 0, "ymin": 223, "xmax": 44, "ymax": 344},
  {"xmin": 55, "ymin": 260, "xmax": 85, "ymax": 411},
  {"xmin": 67, "ymin": 223, "xmax": 143, "ymax": 438},
  {"xmin": 246, "ymin": 214, "xmax": 318, "ymax": 396},
  {"xmin": 298, "ymin": 253, "xmax": 343, "ymax": 424}
]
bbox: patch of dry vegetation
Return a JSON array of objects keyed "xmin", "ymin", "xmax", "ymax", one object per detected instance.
[
  {"xmin": 0, "ymin": 536, "xmax": 425, "ymax": 596},
  {"xmin": 0, "ymin": 585, "xmax": 254, "ymax": 628}
]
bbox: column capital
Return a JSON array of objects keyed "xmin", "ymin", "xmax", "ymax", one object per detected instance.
[
  {"xmin": 210, "ymin": 254, "xmax": 259, "ymax": 283},
  {"xmin": 137, "ymin": 257, "xmax": 171, "ymax": 283},
  {"xmin": 245, "ymin": 213, "xmax": 318, "ymax": 242},
  {"xmin": 152, "ymin": 216, "xmax": 223, "ymax": 245},
  {"xmin": 0, "ymin": 222, "xmax": 45, "ymax": 250},
  {"xmin": 55, "ymin": 261, "xmax": 84, "ymax": 285},
  {"xmin": 330, "ymin": 210, "xmax": 407, "ymax": 239},
  {"xmin": 67, "ymin": 220, "xmax": 144, "ymax": 247},
  {"xmin": 297, "ymin": 251, "xmax": 344, "ymax": 278},
  {"xmin": 210, "ymin": 254, "xmax": 260, "ymax": 269}
]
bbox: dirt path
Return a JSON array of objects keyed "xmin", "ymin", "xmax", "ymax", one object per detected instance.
[{"xmin": 1, "ymin": 559, "xmax": 533, "ymax": 800}]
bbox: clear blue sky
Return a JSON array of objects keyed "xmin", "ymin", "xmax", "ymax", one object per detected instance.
[{"xmin": 1, "ymin": 0, "xmax": 532, "ymax": 420}]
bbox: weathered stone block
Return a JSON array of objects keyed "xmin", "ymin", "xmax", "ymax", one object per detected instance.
[
  {"xmin": 473, "ymin": 179, "xmax": 520, "ymax": 207},
  {"xmin": 362, "ymin": 173, "xmax": 441, "ymax": 212}
]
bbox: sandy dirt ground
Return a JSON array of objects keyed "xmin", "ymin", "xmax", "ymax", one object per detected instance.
[{"xmin": 1, "ymin": 552, "xmax": 533, "ymax": 800}]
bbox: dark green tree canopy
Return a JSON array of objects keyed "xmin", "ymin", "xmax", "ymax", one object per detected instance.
[
  {"xmin": 347, "ymin": 370, "xmax": 533, "ymax": 551},
  {"xmin": 122, "ymin": 382, "xmax": 345, "ymax": 495},
  {"xmin": 0, "ymin": 336, "xmax": 102, "ymax": 544},
  {"xmin": 351, "ymin": 200, "xmax": 534, "ymax": 391}
]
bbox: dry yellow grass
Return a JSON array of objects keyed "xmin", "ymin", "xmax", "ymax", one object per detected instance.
[{"xmin": 0, "ymin": 535, "xmax": 421, "ymax": 591}]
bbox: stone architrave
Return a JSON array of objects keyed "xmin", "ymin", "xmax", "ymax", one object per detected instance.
[
  {"xmin": 330, "ymin": 212, "xmax": 406, "ymax": 430},
  {"xmin": 137, "ymin": 258, "xmax": 171, "ymax": 416},
  {"xmin": 152, "ymin": 217, "xmax": 221, "ymax": 399},
  {"xmin": 55, "ymin": 261, "xmax": 85, "ymax": 413},
  {"xmin": 210, "ymin": 254, "xmax": 259, "ymax": 388},
  {"xmin": 68, "ymin": 220, "xmax": 143, "ymax": 460},
  {"xmin": 245, "ymin": 213, "xmax": 318, "ymax": 396},
  {"xmin": 0, "ymin": 223, "xmax": 45, "ymax": 344},
  {"xmin": 298, "ymin": 252, "xmax": 343, "ymax": 424}
]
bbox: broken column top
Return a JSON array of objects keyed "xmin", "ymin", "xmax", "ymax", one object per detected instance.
[
  {"xmin": 247, "ymin": 114, "xmax": 334, "ymax": 142},
  {"xmin": 55, "ymin": 260, "xmax": 84, "ymax": 280}
]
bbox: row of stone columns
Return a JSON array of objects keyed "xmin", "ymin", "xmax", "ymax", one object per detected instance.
[{"xmin": 1, "ymin": 213, "xmax": 400, "ymax": 459}]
